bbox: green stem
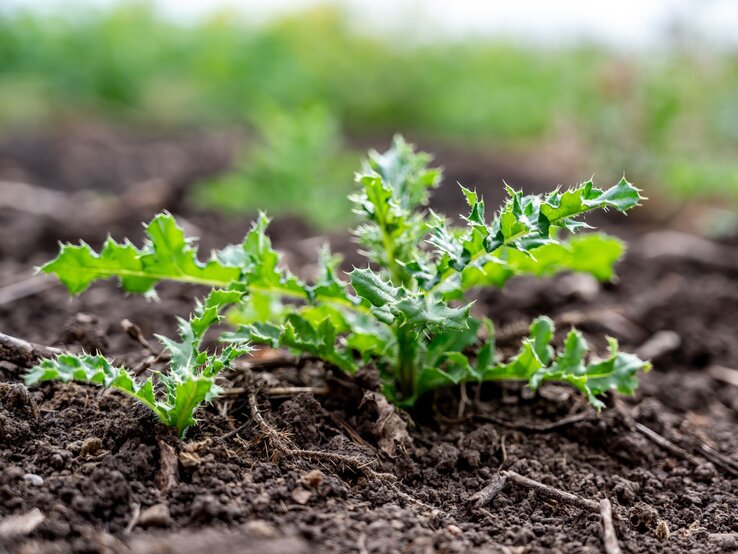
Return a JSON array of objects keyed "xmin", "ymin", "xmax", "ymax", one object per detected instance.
[
  {"xmin": 365, "ymin": 177, "xmax": 405, "ymax": 285},
  {"xmin": 395, "ymin": 323, "xmax": 418, "ymax": 400},
  {"xmin": 380, "ymin": 231, "xmax": 403, "ymax": 285},
  {"xmin": 51, "ymin": 264, "xmax": 375, "ymax": 318}
]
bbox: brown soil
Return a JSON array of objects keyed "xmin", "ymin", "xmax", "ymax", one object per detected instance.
[{"xmin": 1, "ymin": 125, "xmax": 737, "ymax": 553}]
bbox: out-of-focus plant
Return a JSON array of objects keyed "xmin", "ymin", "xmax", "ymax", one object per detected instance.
[{"xmin": 192, "ymin": 105, "xmax": 356, "ymax": 229}]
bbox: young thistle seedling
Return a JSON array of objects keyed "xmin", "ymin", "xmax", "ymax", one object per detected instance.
[
  {"xmin": 25, "ymin": 290, "xmax": 250, "ymax": 437},
  {"xmin": 27, "ymin": 136, "xmax": 650, "ymax": 436}
]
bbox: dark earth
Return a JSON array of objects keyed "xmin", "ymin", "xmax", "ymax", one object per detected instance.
[{"xmin": 0, "ymin": 124, "xmax": 737, "ymax": 553}]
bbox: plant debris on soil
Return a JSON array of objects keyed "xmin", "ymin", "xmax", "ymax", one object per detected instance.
[{"xmin": 1, "ymin": 126, "xmax": 737, "ymax": 553}]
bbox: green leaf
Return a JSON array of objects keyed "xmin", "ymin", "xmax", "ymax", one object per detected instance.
[
  {"xmin": 539, "ymin": 178, "xmax": 643, "ymax": 230},
  {"xmin": 351, "ymin": 137, "xmax": 441, "ymax": 284},
  {"xmin": 227, "ymin": 314, "xmax": 357, "ymax": 373},
  {"xmin": 393, "ymin": 296, "xmax": 472, "ymax": 333},
  {"xmin": 405, "ymin": 316, "xmax": 649, "ymax": 411},
  {"xmin": 424, "ymin": 318, "xmax": 481, "ymax": 368},
  {"xmin": 157, "ymin": 288, "xmax": 243, "ymax": 374},
  {"xmin": 530, "ymin": 316, "xmax": 555, "ymax": 365},
  {"xmin": 365, "ymin": 135, "xmax": 441, "ymax": 210},
  {"xmin": 42, "ymin": 213, "xmax": 241, "ymax": 295},
  {"xmin": 167, "ymin": 377, "xmax": 220, "ymax": 435},
  {"xmin": 24, "ymin": 354, "xmax": 166, "ymax": 422},
  {"xmin": 530, "ymin": 335, "xmax": 652, "ymax": 409},
  {"xmin": 349, "ymin": 267, "xmax": 402, "ymax": 307}
]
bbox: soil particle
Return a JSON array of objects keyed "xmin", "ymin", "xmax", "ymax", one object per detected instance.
[
  {"xmin": 55, "ymin": 313, "xmax": 109, "ymax": 355},
  {"xmin": 138, "ymin": 503, "xmax": 172, "ymax": 528},
  {"xmin": 458, "ymin": 424, "xmax": 500, "ymax": 469},
  {"xmin": 276, "ymin": 392, "xmax": 329, "ymax": 448}
]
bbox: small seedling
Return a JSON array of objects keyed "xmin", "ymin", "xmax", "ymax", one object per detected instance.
[
  {"xmin": 26, "ymin": 136, "xmax": 650, "ymax": 435},
  {"xmin": 26, "ymin": 291, "xmax": 250, "ymax": 437}
]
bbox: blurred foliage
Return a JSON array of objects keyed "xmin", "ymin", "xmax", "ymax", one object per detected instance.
[
  {"xmin": 1, "ymin": 2, "xmax": 738, "ymax": 210},
  {"xmin": 191, "ymin": 105, "xmax": 356, "ymax": 229}
]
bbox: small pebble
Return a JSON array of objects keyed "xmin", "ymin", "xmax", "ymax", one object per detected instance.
[
  {"xmin": 447, "ymin": 524, "xmax": 463, "ymax": 538},
  {"xmin": 78, "ymin": 438, "xmax": 102, "ymax": 458},
  {"xmin": 138, "ymin": 504, "xmax": 171, "ymax": 528},
  {"xmin": 22, "ymin": 474, "xmax": 43, "ymax": 487},
  {"xmin": 291, "ymin": 487, "xmax": 312, "ymax": 505},
  {"xmin": 244, "ymin": 519, "xmax": 278, "ymax": 539},
  {"xmin": 655, "ymin": 520, "xmax": 670, "ymax": 541},
  {"xmin": 301, "ymin": 469, "xmax": 324, "ymax": 490}
]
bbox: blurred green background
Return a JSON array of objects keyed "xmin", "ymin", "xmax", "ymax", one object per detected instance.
[{"xmin": 1, "ymin": 2, "xmax": 737, "ymax": 229}]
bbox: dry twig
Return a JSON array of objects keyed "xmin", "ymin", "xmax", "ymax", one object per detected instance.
[
  {"xmin": 623, "ymin": 417, "xmax": 704, "ymax": 467},
  {"xmin": 615, "ymin": 409, "xmax": 738, "ymax": 476},
  {"xmin": 504, "ymin": 470, "xmax": 599, "ymax": 512},
  {"xmin": 691, "ymin": 442, "xmax": 738, "ymax": 476},
  {"xmin": 600, "ymin": 498, "xmax": 622, "ymax": 554},
  {"xmin": 472, "ymin": 471, "xmax": 625, "ymax": 552},
  {"xmin": 475, "ymin": 410, "xmax": 594, "ymax": 432},
  {"xmin": 0, "ymin": 331, "xmax": 61, "ymax": 368},
  {"xmin": 469, "ymin": 473, "xmax": 508, "ymax": 507},
  {"xmin": 223, "ymin": 386, "xmax": 329, "ymax": 398},
  {"xmin": 471, "ymin": 470, "xmax": 598, "ymax": 512},
  {"xmin": 0, "ymin": 274, "xmax": 58, "ymax": 306}
]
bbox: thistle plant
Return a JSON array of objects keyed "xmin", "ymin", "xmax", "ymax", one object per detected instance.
[{"xmin": 26, "ymin": 136, "xmax": 650, "ymax": 435}]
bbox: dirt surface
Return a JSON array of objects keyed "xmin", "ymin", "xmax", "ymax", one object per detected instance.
[{"xmin": 1, "ymin": 125, "xmax": 737, "ymax": 553}]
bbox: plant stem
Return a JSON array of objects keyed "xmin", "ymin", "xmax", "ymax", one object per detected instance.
[
  {"xmin": 365, "ymin": 175, "xmax": 405, "ymax": 285},
  {"xmin": 395, "ymin": 323, "xmax": 418, "ymax": 400}
]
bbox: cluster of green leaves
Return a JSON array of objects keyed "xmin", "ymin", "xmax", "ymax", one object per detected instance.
[
  {"xmin": 28, "ymin": 137, "xmax": 650, "ymax": 433},
  {"xmin": 25, "ymin": 290, "xmax": 250, "ymax": 437}
]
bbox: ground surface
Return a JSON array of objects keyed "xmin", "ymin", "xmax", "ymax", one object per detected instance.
[{"xmin": 0, "ymin": 125, "xmax": 737, "ymax": 553}]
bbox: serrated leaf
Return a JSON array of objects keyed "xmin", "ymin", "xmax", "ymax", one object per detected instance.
[
  {"xmin": 393, "ymin": 296, "xmax": 472, "ymax": 333},
  {"xmin": 424, "ymin": 318, "xmax": 481, "ymax": 368},
  {"xmin": 539, "ymin": 178, "xmax": 643, "ymax": 229},
  {"xmin": 167, "ymin": 377, "xmax": 220, "ymax": 434},
  {"xmin": 229, "ymin": 314, "xmax": 357, "ymax": 373},
  {"xmin": 24, "ymin": 354, "xmax": 165, "ymax": 422},
  {"xmin": 349, "ymin": 267, "xmax": 402, "ymax": 307},
  {"xmin": 530, "ymin": 316, "xmax": 555, "ymax": 365},
  {"xmin": 42, "ymin": 213, "xmax": 241, "ymax": 295},
  {"xmin": 365, "ymin": 135, "xmax": 441, "ymax": 210},
  {"xmin": 352, "ymin": 137, "xmax": 441, "ymax": 284},
  {"xmin": 529, "ymin": 336, "xmax": 652, "ymax": 409},
  {"xmin": 26, "ymin": 287, "xmax": 250, "ymax": 437},
  {"xmin": 405, "ymin": 316, "xmax": 649, "ymax": 410}
]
